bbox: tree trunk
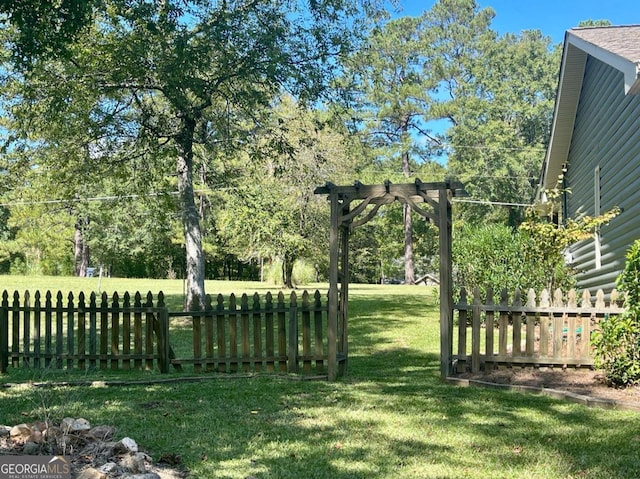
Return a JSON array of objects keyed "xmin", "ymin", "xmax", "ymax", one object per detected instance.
[
  {"xmin": 403, "ymin": 203, "xmax": 415, "ymax": 284},
  {"xmin": 176, "ymin": 120, "xmax": 206, "ymax": 311},
  {"xmin": 283, "ymin": 254, "xmax": 295, "ymax": 289},
  {"xmin": 74, "ymin": 217, "xmax": 90, "ymax": 277},
  {"xmin": 401, "ymin": 144, "xmax": 415, "ymax": 285}
]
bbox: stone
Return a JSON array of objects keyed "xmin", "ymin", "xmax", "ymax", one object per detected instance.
[
  {"xmin": 97, "ymin": 462, "xmax": 118, "ymax": 474},
  {"xmin": 22, "ymin": 441, "xmax": 41, "ymax": 455},
  {"xmin": 32, "ymin": 421, "xmax": 48, "ymax": 432},
  {"xmin": 26, "ymin": 430, "xmax": 43, "ymax": 444},
  {"xmin": 0, "ymin": 425, "xmax": 12, "ymax": 437},
  {"xmin": 9, "ymin": 423, "xmax": 32, "ymax": 440},
  {"xmin": 120, "ymin": 474, "xmax": 161, "ymax": 479},
  {"xmin": 120, "ymin": 452, "xmax": 147, "ymax": 474},
  {"xmin": 61, "ymin": 417, "xmax": 91, "ymax": 433},
  {"xmin": 76, "ymin": 468, "xmax": 107, "ymax": 479},
  {"xmin": 115, "ymin": 437, "xmax": 139, "ymax": 453}
]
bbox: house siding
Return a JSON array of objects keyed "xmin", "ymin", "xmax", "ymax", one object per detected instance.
[{"xmin": 565, "ymin": 55, "xmax": 640, "ymax": 293}]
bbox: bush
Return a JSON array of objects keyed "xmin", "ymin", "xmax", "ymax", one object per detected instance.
[
  {"xmin": 452, "ymin": 224, "xmax": 574, "ymax": 296},
  {"xmin": 593, "ymin": 240, "xmax": 640, "ymax": 387},
  {"xmin": 263, "ymin": 258, "xmax": 316, "ymax": 287}
]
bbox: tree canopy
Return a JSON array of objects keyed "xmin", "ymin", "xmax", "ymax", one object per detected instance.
[{"xmin": 0, "ymin": 0, "xmax": 573, "ymax": 291}]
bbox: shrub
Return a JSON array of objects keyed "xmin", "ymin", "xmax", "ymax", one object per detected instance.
[
  {"xmin": 593, "ymin": 240, "xmax": 640, "ymax": 387},
  {"xmin": 452, "ymin": 224, "xmax": 574, "ymax": 296},
  {"xmin": 263, "ymin": 258, "xmax": 316, "ymax": 287}
]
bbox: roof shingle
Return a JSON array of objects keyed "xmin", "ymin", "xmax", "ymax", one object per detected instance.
[{"xmin": 570, "ymin": 25, "xmax": 640, "ymax": 64}]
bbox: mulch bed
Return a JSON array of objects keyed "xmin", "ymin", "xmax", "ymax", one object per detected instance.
[{"xmin": 453, "ymin": 367, "xmax": 640, "ymax": 410}]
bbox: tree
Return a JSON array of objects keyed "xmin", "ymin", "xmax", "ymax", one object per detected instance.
[
  {"xmin": 426, "ymin": 0, "xmax": 560, "ymax": 227},
  {"xmin": 1, "ymin": 0, "xmax": 381, "ymax": 309},
  {"xmin": 0, "ymin": 0, "xmax": 99, "ymax": 63},
  {"xmin": 217, "ymin": 96, "xmax": 363, "ymax": 288},
  {"xmin": 344, "ymin": 15, "xmax": 443, "ymax": 283}
]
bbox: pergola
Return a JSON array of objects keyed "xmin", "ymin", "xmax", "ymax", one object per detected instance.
[{"xmin": 314, "ymin": 179, "xmax": 465, "ymax": 380}]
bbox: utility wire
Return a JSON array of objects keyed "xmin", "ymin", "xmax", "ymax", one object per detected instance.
[
  {"xmin": 0, "ymin": 189, "xmax": 225, "ymax": 207},
  {"xmin": 1, "ymin": 191, "xmax": 535, "ymax": 209},
  {"xmin": 452, "ymin": 198, "xmax": 533, "ymax": 207}
]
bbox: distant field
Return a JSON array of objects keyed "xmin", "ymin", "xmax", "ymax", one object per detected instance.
[
  {"xmin": 0, "ymin": 274, "xmax": 427, "ymax": 305},
  {"xmin": 0, "ymin": 275, "xmax": 317, "ymax": 300}
]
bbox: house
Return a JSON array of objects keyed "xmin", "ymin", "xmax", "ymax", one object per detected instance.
[{"xmin": 540, "ymin": 25, "xmax": 640, "ymax": 294}]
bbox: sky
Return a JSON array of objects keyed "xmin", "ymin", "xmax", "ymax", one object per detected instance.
[{"xmin": 396, "ymin": 0, "xmax": 640, "ymax": 44}]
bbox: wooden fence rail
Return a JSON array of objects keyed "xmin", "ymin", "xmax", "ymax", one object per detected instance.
[
  {"xmin": 0, "ymin": 289, "xmax": 331, "ymax": 376},
  {"xmin": 450, "ymin": 287, "xmax": 626, "ymax": 374}
]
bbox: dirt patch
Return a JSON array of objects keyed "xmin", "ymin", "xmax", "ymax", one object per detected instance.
[{"xmin": 457, "ymin": 368, "xmax": 640, "ymax": 409}]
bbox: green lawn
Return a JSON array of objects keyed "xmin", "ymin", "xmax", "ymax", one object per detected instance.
[{"xmin": 1, "ymin": 277, "xmax": 639, "ymax": 478}]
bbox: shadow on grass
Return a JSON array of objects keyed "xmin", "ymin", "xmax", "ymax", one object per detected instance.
[
  {"xmin": 343, "ymin": 294, "xmax": 640, "ymax": 478},
  {"xmin": 1, "ymin": 290, "xmax": 639, "ymax": 478}
]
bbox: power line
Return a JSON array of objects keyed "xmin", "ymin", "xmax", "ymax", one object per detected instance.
[
  {"xmin": 0, "ymin": 189, "xmax": 228, "ymax": 207},
  {"xmin": 452, "ymin": 198, "xmax": 533, "ymax": 207}
]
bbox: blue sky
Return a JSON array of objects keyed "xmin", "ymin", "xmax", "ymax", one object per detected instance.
[{"xmin": 396, "ymin": 0, "xmax": 640, "ymax": 44}]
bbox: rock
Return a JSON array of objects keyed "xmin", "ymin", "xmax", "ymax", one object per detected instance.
[
  {"xmin": 31, "ymin": 421, "xmax": 48, "ymax": 432},
  {"xmin": 1, "ymin": 419, "xmax": 183, "ymax": 479},
  {"xmin": 61, "ymin": 417, "xmax": 91, "ymax": 433},
  {"xmin": 10, "ymin": 423, "xmax": 32, "ymax": 440},
  {"xmin": 97, "ymin": 462, "xmax": 118, "ymax": 474},
  {"xmin": 22, "ymin": 441, "xmax": 41, "ymax": 454},
  {"xmin": 120, "ymin": 452, "xmax": 147, "ymax": 474},
  {"xmin": 26, "ymin": 430, "xmax": 43, "ymax": 444},
  {"xmin": 115, "ymin": 437, "xmax": 139, "ymax": 453},
  {"xmin": 77, "ymin": 468, "xmax": 107, "ymax": 479}
]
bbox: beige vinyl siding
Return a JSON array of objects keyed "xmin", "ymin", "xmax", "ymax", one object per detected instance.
[{"xmin": 565, "ymin": 56, "xmax": 640, "ymax": 293}]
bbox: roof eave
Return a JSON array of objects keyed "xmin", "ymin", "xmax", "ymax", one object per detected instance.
[
  {"xmin": 542, "ymin": 36, "xmax": 586, "ymax": 190},
  {"xmin": 541, "ymin": 31, "xmax": 640, "ymax": 190}
]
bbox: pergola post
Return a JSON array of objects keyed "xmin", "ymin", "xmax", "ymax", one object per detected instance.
[
  {"xmin": 438, "ymin": 186, "xmax": 454, "ymax": 378},
  {"xmin": 327, "ymin": 189, "xmax": 340, "ymax": 381},
  {"xmin": 339, "ymin": 215, "xmax": 350, "ymax": 377}
]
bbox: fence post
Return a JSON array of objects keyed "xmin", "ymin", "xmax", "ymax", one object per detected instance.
[
  {"xmin": 23, "ymin": 290, "xmax": 31, "ymax": 368},
  {"xmin": 265, "ymin": 292, "xmax": 274, "ymax": 373},
  {"xmin": 216, "ymin": 294, "xmax": 226, "ymax": 373},
  {"xmin": 288, "ymin": 292, "xmax": 298, "ymax": 374},
  {"xmin": 456, "ymin": 288, "xmax": 468, "ymax": 372},
  {"xmin": 205, "ymin": 294, "xmax": 215, "ymax": 372},
  {"xmin": 471, "ymin": 287, "xmax": 481, "ymax": 374},
  {"xmin": 157, "ymin": 292, "xmax": 170, "ymax": 374},
  {"xmin": 485, "ymin": 288, "xmax": 495, "ymax": 371},
  {"xmin": 192, "ymin": 293, "xmax": 202, "ymax": 373},
  {"xmin": 0, "ymin": 291, "xmax": 8, "ymax": 373}
]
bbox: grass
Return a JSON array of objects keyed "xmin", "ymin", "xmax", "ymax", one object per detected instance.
[{"xmin": 1, "ymin": 276, "xmax": 639, "ymax": 478}]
